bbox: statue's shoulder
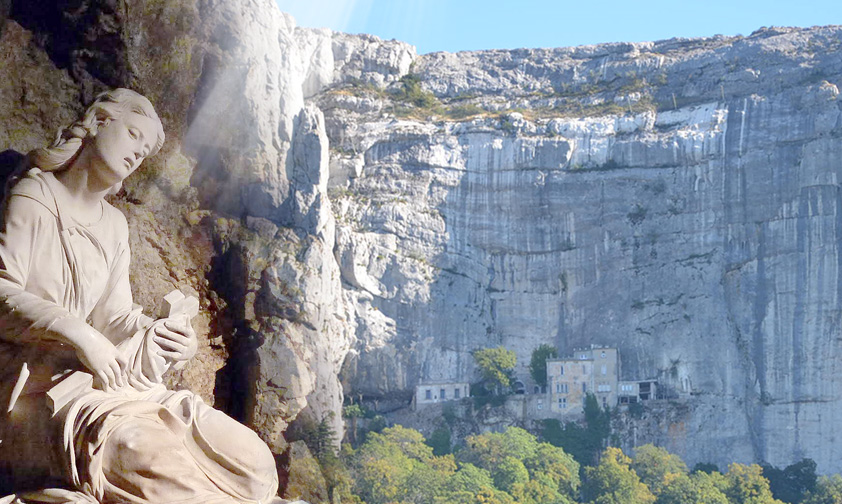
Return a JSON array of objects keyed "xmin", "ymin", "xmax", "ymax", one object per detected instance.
[
  {"xmin": 7, "ymin": 168, "xmax": 58, "ymax": 218},
  {"xmin": 101, "ymin": 200, "xmax": 129, "ymax": 237}
]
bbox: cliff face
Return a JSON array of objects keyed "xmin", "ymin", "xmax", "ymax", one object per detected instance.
[
  {"xmin": 0, "ymin": 0, "xmax": 412, "ymax": 457},
  {"xmin": 3, "ymin": 0, "xmax": 842, "ymax": 477},
  {"xmin": 321, "ymin": 27, "xmax": 842, "ymax": 471}
]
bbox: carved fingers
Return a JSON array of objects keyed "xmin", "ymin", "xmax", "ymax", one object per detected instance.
[
  {"xmin": 102, "ymin": 353, "xmax": 126, "ymax": 388},
  {"xmin": 76, "ymin": 336, "xmax": 127, "ymax": 391},
  {"xmin": 153, "ymin": 320, "xmax": 198, "ymax": 363}
]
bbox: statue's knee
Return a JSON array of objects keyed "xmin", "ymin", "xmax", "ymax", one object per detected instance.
[
  {"xmin": 196, "ymin": 409, "xmax": 278, "ymax": 497},
  {"xmin": 204, "ymin": 410, "xmax": 276, "ymax": 470},
  {"xmin": 105, "ymin": 419, "xmax": 178, "ymax": 469}
]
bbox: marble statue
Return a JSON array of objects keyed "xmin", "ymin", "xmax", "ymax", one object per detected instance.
[{"xmin": 0, "ymin": 89, "xmax": 280, "ymax": 503}]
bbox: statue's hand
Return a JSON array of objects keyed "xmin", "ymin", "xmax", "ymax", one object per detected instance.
[
  {"xmin": 75, "ymin": 334, "xmax": 128, "ymax": 390},
  {"xmin": 153, "ymin": 320, "xmax": 198, "ymax": 363}
]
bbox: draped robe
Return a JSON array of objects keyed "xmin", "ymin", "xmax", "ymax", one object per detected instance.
[{"xmin": 0, "ymin": 169, "xmax": 278, "ymax": 504}]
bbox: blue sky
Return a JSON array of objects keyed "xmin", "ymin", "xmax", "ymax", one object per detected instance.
[{"xmin": 276, "ymin": 0, "xmax": 842, "ymax": 54}]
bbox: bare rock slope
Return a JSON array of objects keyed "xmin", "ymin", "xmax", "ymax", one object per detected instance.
[
  {"xmin": 324, "ymin": 27, "xmax": 842, "ymax": 472},
  {"xmin": 3, "ymin": 0, "xmax": 842, "ymax": 478}
]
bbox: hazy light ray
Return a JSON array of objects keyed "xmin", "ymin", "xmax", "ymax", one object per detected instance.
[{"xmin": 277, "ymin": 0, "xmax": 373, "ymax": 33}]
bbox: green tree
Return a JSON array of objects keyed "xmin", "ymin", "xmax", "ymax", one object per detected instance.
[
  {"xmin": 472, "ymin": 347, "xmax": 517, "ymax": 393},
  {"xmin": 693, "ymin": 463, "xmax": 721, "ymax": 474},
  {"xmin": 314, "ymin": 413, "xmax": 337, "ymax": 459},
  {"xmin": 529, "ymin": 344, "xmax": 558, "ymax": 389},
  {"xmin": 631, "ymin": 444, "xmax": 688, "ymax": 495},
  {"xmin": 351, "ymin": 425, "xmax": 444, "ymax": 504},
  {"xmin": 542, "ymin": 394, "xmax": 611, "ymax": 466},
  {"xmin": 726, "ymin": 463, "xmax": 784, "ymax": 504},
  {"xmin": 460, "ymin": 427, "xmax": 539, "ymax": 470},
  {"xmin": 584, "ymin": 393, "xmax": 611, "ymax": 441},
  {"xmin": 511, "ymin": 477, "xmax": 569, "ymax": 504},
  {"xmin": 288, "ymin": 412, "xmax": 338, "ymax": 462},
  {"xmin": 322, "ymin": 446, "xmax": 364, "ymax": 504},
  {"xmin": 492, "ymin": 456, "xmax": 530, "ymax": 493},
  {"xmin": 803, "ymin": 475, "xmax": 842, "ymax": 504},
  {"xmin": 426, "ymin": 427, "xmax": 452, "ymax": 456},
  {"xmin": 657, "ymin": 471, "xmax": 729, "ymax": 504},
  {"xmin": 446, "ymin": 463, "xmax": 496, "ymax": 496},
  {"xmin": 459, "ymin": 427, "xmax": 579, "ymax": 503},
  {"xmin": 343, "ymin": 404, "xmax": 365, "ymax": 446},
  {"xmin": 584, "ymin": 447, "xmax": 655, "ymax": 504},
  {"xmin": 763, "ymin": 459, "xmax": 817, "ymax": 504},
  {"xmin": 459, "ymin": 427, "xmax": 538, "ymax": 471},
  {"xmin": 541, "ymin": 419, "xmax": 593, "ymax": 465},
  {"xmin": 524, "ymin": 442, "xmax": 581, "ymax": 499}
]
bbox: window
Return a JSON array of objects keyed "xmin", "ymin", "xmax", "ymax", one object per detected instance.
[
  {"xmin": 560, "ymin": 365, "xmax": 564, "ymax": 375},
  {"xmin": 601, "ymin": 365, "xmax": 607, "ymax": 375},
  {"xmin": 454, "ymin": 388, "xmax": 460, "ymax": 399},
  {"xmin": 559, "ymin": 397, "xmax": 567, "ymax": 408},
  {"xmin": 582, "ymin": 383, "xmax": 587, "ymax": 393},
  {"xmin": 538, "ymin": 401, "xmax": 543, "ymax": 410},
  {"xmin": 440, "ymin": 389, "xmax": 446, "ymax": 400},
  {"xmin": 601, "ymin": 351, "xmax": 606, "ymax": 358},
  {"xmin": 580, "ymin": 354, "xmax": 587, "ymax": 360},
  {"xmin": 425, "ymin": 389, "xmax": 432, "ymax": 400},
  {"xmin": 583, "ymin": 364, "xmax": 587, "ymax": 374},
  {"xmin": 603, "ymin": 396, "xmax": 607, "ymax": 407}
]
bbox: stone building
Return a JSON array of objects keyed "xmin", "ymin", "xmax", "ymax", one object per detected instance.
[
  {"xmin": 547, "ymin": 346, "xmax": 619, "ymax": 415},
  {"xmin": 618, "ymin": 380, "xmax": 659, "ymax": 403},
  {"xmin": 414, "ymin": 381, "xmax": 471, "ymax": 409}
]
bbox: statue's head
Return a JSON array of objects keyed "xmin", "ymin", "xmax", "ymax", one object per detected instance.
[{"xmin": 28, "ymin": 88, "xmax": 165, "ymax": 175}]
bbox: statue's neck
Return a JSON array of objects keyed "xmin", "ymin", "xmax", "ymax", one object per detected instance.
[{"xmin": 54, "ymin": 149, "xmax": 110, "ymax": 222}]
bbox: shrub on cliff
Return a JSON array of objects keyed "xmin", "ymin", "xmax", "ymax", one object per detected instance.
[
  {"xmin": 472, "ymin": 346, "xmax": 517, "ymax": 394},
  {"xmin": 529, "ymin": 344, "xmax": 558, "ymax": 389}
]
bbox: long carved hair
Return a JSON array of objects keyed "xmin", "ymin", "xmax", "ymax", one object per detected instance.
[{"xmin": 28, "ymin": 88, "xmax": 165, "ymax": 173}]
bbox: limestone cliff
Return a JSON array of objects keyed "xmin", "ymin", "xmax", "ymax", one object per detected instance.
[
  {"xmin": 320, "ymin": 27, "xmax": 842, "ymax": 472},
  {"xmin": 3, "ymin": 0, "xmax": 842, "ymax": 480}
]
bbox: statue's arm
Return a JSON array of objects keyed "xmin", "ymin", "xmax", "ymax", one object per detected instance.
[
  {"xmin": 0, "ymin": 196, "xmax": 114, "ymax": 353},
  {"xmin": 88, "ymin": 210, "xmax": 153, "ymax": 344}
]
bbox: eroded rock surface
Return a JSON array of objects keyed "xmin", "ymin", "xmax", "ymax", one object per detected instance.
[
  {"xmin": 3, "ymin": 0, "xmax": 842, "ymax": 480},
  {"xmin": 321, "ymin": 26, "xmax": 842, "ymax": 471}
]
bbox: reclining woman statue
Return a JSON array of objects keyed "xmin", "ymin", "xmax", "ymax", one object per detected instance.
[{"xmin": 0, "ymin": 89, "xmax": 279, "ymax": 504}]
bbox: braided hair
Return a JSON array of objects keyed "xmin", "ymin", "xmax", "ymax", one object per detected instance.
[{"xmin": 28, "ymin": 88, "xmax": 165, "ymax": 173}]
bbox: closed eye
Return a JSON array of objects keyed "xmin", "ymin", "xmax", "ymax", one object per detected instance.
[{"xmin": 129, "ymin": 129, "xmax": 139, "ymax": 139}]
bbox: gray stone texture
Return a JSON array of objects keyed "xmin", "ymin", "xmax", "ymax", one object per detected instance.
[
  {"xmin": 3, "ymin": 0, "xmax": 842, "ymax": 479},
  {"xmin": 324, "ymin": 26, "xmax": 842, "ymax": 472}
]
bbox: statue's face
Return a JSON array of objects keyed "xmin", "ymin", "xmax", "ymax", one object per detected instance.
[{"xmin": 90, "ymin": 111, "xmax": 159, "ymax": 186}]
